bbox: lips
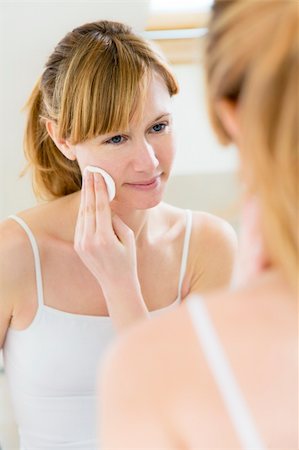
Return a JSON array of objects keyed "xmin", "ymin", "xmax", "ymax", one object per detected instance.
[
  {"xmin": 124, "ymin": 174, "xmax": 162, "ymax": 191},
  {"xmin": 126, "ymin": 174, "xmax": 162, "ymax": 186}
]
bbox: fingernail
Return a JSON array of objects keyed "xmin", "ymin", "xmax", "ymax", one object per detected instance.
[{"xmin": 83, "ymin": 166, "xmax": 91, "ymax": 177}]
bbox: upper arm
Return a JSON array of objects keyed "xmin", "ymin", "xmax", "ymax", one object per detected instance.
[
  {"xmin": 0, "ymin": 220, "xmax": 26, "ymax": 348},
  {"xmin": 187, "ymin": 212, "xmax": 238, "ymax": 295}
]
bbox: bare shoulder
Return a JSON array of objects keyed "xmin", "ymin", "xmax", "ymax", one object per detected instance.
[
  {"xmin": 101, "ymin": 273, "xmax": 297, "ymax": 448},
  {"xmin": 0, "ymin": 192, "xmax": 78, "ymax": 291},
  {"xmin": 0, "ymin": 199, "xmax": 57, "ymax": 288},
  {"xmin": 101, "ymin": 300, "xmax": 205, "ymax": 415},
  {"xmin": 100, "ymin": 302, "xmax": 200, "ymax": 448},
  {"xmin": 99, "ymin": 307, "xmax": 190, "ymax": 447},
  {"xmin": 101, "ymin": 305, "xmax": 190, "ymax": 407},
  {"xmin": 104, "ymin": 304, "xmax": 188, "ymax": 367},
  {"xmin": 0, "ymin": 217, "xmax": 32, "ymax": 270},
  {"xmin": 0, "ymin": 216, "xmax": 38, "ymax": 346},
  {"xmin": 186, "ymin": 211, "xmax": 238, "ymax": 293},
  {"xmin": 154, "ymin": 204, "xmax": 238, "ymax": 292},
  {"xmin": 102, "ymin": 272, "xmax": 295, "ymax": 387},
  {"xmin": 158, "ymin": 203, "xmax": 237, "ymax": 249},
  {"xmin": 0, "ymin": 217, "xmax": 35, "ymax": 288},
  {"xmin": 191, "ymin": 210, "xmax": 237, "ymax": 252}
]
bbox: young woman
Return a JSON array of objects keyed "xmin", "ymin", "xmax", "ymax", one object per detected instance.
[
  {"xmin": 100, "ymin": 2, "xmax": 298, "ymax": 449},
  {"xmin": 0, "ymin": 20, "xmax": 236, "ymax": 449}
]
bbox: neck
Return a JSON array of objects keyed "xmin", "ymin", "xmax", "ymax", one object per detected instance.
[
  {"xmin": 112, "ymin": 201, "xmax": 151, "ymax": 242},
  {"xmin": 244, "ymin": 266, "xmax": 296, "ymax": 303}
]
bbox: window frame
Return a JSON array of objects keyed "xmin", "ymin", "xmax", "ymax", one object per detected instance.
[{"xmin": 145, "ymin": 10, "xmax": 209, "ymax": 64}]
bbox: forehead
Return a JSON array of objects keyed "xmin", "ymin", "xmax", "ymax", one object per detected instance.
[{"xmin": 130, "ymin": 73, "xmax": 172, "ymax": 126}]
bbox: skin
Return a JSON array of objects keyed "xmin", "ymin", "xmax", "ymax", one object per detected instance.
[
  {"xmin": 0, "ymin": 74, "xmax": 236, "ymax": 343},
  {"xmin": 99, "ymin": 101, "xmax": 298, "ymax": 448}
]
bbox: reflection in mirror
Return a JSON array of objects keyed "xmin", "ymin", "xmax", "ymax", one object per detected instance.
[{"xmin": 0, "ymin": 2, "xmax": 239, "ymax": 450}]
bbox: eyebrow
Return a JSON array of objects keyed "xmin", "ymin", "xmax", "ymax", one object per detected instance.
[
  {"xmin": 145, "ymin": 112, "xmax": 172, "ymax": 129},
  {"xmin": 151, "ymin": 112, "xmax": 171, "ymax": 123}
]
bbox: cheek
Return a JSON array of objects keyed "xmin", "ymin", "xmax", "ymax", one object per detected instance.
[
  {"xmin": 74, "ymin": 145, "xmax": 120, "ymax": 177},
  {"xmin": 157, "ymin": 136, "xmax": 176, "ymax": 166},
  {"xmin": 73, "ymin": 145, "xmax": 97, "ymax": 172},
  {"xmin": 93, "ymin": 159, "xmax": 124, "ymax": 189}
]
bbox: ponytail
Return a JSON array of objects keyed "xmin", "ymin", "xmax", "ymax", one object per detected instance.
[{"xmin": 23, "ymin": 78, "xmax": 82, "ymax": 200}]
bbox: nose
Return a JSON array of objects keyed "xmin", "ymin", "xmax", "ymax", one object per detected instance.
[{"xmin": 131, "ymin": 139, "xmax": 159, "ymax": 173}]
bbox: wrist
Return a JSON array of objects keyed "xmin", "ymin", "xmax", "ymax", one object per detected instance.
[{"xmin": 101, "ymin": 280, "xmax": 149, "ymax": 332}]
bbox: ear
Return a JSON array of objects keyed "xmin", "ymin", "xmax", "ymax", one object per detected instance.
[
  {"xmin": 46, "ymin": 120, "xmax": 76, "ymax": 161},
  {"xmin": 216, "ymin": 99, "xmax": 240, "ymax": 142}
]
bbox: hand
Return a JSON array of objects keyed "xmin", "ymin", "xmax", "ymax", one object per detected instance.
[
  {"xmin": 233, "ymin": 196, "xmax": 270, "ymax": 287},
  {"xmin": 74, "ymin": 170, "xmax": 138, "ymax": 290},
  {"xmin": 74, "ymin": 170, "xmax": 148, "ymax": 330}
]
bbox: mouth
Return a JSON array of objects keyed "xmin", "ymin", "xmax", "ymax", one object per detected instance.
[{"xmin": 124, "ymin": 174, "xmax": 162, "ymax": 190}]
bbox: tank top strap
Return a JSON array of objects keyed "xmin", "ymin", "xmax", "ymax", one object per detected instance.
[
  {"xmin": 186, "ymin": 295, "xmax": 266, "ymax": 450},
  {"xmin": 8, "ymin": 215, "xmax": 44, "ymax": 307},
  {"xmin": 177, "ymin": 209, "xmax": 193, "ymax": 301}
]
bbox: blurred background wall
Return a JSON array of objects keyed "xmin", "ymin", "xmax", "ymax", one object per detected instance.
[{"xmin": 0, "ymin": 1, "xmax": 240, "ymax": 448}]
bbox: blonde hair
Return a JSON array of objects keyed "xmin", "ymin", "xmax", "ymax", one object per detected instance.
[
  {"xmin": 205, "ymin": 0, "xmax": 298, "ymax": 287},
  {"xmin": 24, "ymin": 21, "xmax": 178, "ymax": 199}
]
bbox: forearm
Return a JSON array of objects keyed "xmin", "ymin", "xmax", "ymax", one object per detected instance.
[{"xmin": 74, "ymin": 172, "xmax": 150, "ymax": 332}]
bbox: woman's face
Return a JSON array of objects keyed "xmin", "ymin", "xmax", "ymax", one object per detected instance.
[{"xmin": 70, "ymin": 74, "xmax": 176, "ymax": 210}]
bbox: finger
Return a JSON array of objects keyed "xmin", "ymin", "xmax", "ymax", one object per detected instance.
[
  {"xmin": 112, "ymin": 215, "xmax": 134, "ymax": 246},
  {"xmin": 83, "ymin": 170, "xmax": 96, "ymax": 236},
  {"xmin": 74, "ymin": 174, "xmax": 86, "ymax": 246},
  {"xmin": 94, "ymin": 173, "xmax": 113, "ymax": 235}
]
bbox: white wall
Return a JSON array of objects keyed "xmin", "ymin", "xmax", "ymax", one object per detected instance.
[{"xmin": 171, "ymin": 64, "xmax": 238, "ymax": 175}]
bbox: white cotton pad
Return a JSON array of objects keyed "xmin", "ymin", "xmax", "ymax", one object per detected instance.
[{"xmin": 85, "ymin": 165, "xmax": 116, "ymax": 201}]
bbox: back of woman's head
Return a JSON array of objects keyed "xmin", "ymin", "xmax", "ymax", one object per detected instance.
[
  {"xmin": 24, "ymin": 20, "xmax": 178, "ymax": 200},
  {"xmin": 205, "ymin": 0, "xmax": 298, "ymax": 288}
]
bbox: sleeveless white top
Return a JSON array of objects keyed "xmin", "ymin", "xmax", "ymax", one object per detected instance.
[
  {"xmin": 186, "ymin": 295, "xmax": 266, "ymax": 450},
  {"xmin": 3, "ymin": 210, "xmax": 192, "ymax": 450}
]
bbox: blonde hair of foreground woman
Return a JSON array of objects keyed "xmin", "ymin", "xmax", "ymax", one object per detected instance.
[
  {"xmin": 24, "ymin": 21, "xmax": 178, "ymax": 199},
  {"xmin": 100, "ymin": 1, "xmax": 298, "ymax": 449},
  {"xmin": 206, "ymin": 0, "xmax": 298, "ymax": 288}
]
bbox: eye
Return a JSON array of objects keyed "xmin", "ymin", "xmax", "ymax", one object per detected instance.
[
  {"xmin": 106, "ymin": 135, "xmax": 126, "ymax": 145},
  {"xmin": 151, "ymin": 122, "xmax": 167, "ymax": 133}
]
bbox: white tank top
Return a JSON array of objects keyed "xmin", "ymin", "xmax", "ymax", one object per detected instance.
[
  {"xmin": 3, "ymin": 210, "xmax": 193, "ymax": 450},
  {"xmin": 186, "ymin": 295, "xmax": 266, "ymax": 450}
]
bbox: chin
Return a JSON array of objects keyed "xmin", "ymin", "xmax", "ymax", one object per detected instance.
[
  {"xmin": 138, "ymin": 198, "xmax": 162, "ymax": 209},
  {"xmin": 119, "ymin": 192, "xmax": 164, "ymax": 210},
  {"xmin": 134, "ymin": 195, "xmax": 163, "ymax": 210}
]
